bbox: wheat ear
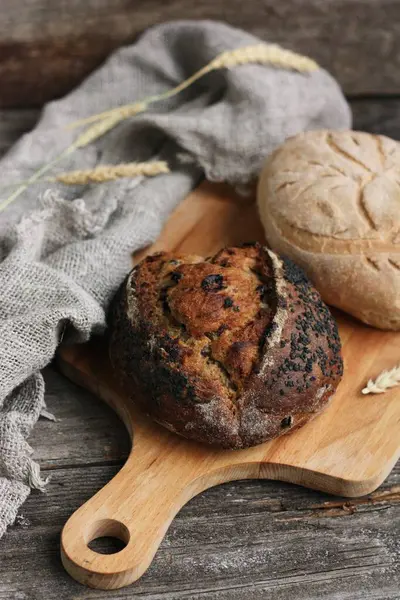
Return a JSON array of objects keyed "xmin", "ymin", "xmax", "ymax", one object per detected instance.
[
  {"xmin": 210, "ymin": 44, "xmax": 318, "ymax": 71},
  {"xmin": 0, "ymin": 115, "xmax": 129, "ymax": 210},
  {"xmin": 65, "ymin": 102, "xmax": 147, "ymax": 130},
  {"xmin": 51, "ymin": 161, "xmax": 169, "ymax": 185},
  {"xmin": 67, "ymin": 43, "xmax": 318, "ymax": 130},
  {"xmin": 362, "ymin": 365, "xmax": 400, "ymax": 394},
  {"xmin": 72, "ymin": 114, "xmax": 126, "ymax": 149}
]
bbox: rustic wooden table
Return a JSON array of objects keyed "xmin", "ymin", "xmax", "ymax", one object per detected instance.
[{"xmin": 0, "ymin": 100, "xmax": 398, "ymax": 600}]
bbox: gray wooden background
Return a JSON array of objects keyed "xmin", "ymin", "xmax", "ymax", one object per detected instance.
[
  {"xmin": 0, "ymin": 1, "xmax": 399, "ymax": 598},
  {"xmin": 1, "ymin": 0, "xmax": 400, "ymax": 107}
]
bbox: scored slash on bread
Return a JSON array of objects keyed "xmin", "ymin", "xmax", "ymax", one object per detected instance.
[{"xmin": 109, "ymin": 243, "xmax": 343, "ymax": 449}]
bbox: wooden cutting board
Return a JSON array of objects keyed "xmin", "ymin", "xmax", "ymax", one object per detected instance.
[{"xmin": 57, "ymin": 182, "xmax": 400, "ymax": 590}]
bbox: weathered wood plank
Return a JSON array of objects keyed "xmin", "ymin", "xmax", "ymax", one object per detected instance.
[
  {"xmin": 1, "ymin": 460, "xmax": 399, "ymax": 599},
  {"xmin": 32, "ymin": 367, "xmax": 130, "ymax": 469},
  {"xmin": 1, "ymin": 0, "xmax": 400, "ymax": 107}
]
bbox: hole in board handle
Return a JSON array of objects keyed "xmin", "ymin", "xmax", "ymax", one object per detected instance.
[
  {"xmin": 86, "ymin": 518, "xmax": 130, "ymax": 555},
  {"xmin": 88, "ymin": 536, "xmax": 127, "ymax": 555}
]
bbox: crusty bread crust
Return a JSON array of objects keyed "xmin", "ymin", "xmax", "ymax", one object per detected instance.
[
  {"xmin": 257, "ymin": 130, "xmax": 400, "ymax": 330},
  {"xmin": 109, "ymin": 243, "xmax": 343, "ymax": 449}
]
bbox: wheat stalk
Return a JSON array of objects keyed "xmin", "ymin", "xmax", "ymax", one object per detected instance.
[
  {"xmin": 72, "ymin": 114, "xmax": 125, "ymax": 149},
  {"xmin": 362, "ymin": 365, "xmax": 400, "ymax": 394},
  {"xmin": 0, "ymin": 147, "xmax": 74, "ymax": 213},
  {"xmin": 66, "ymin": 44, "xmax": 318, "ymax": 130},
  {"xmin": 0, "ymin": 116, "xmax": 128, "ymax": 210},
  {"xmin": 52, "ymin": 161, "xmax": 169, "ymax": 185},
  {"xmin": 65, "ymin": 101, "xmax": 148, "ymax": 130},
  {"xmin": 1, "ymin": 43, "xmax": 318, "ymax": 211}
]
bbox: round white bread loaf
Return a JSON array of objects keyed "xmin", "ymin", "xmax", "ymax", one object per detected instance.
[{"xmin": 257, "ymin": 130, "xmax": 400, "ymax": 330}]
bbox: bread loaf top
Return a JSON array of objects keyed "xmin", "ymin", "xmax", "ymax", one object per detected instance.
[
  {"xmin": 259, "ymin": 130, "xmax": 400, "ymax": 248},
  {"xmin": 257, "ymin": 130, "xmax": 400, "ymax": 329},
  {"xmin": 109, "ymin": 244, "xmax": 343, "ymax": 448}
]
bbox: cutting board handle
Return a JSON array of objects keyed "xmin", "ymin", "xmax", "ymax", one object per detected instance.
[{"xmin": 61, "ymin": 440, "xmax": 200, "ymax": 590}]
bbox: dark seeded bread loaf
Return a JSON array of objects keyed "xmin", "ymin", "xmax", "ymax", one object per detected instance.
[{"xmin": 109, "ymin": 243, "xmax": 343, "ymax": 449}]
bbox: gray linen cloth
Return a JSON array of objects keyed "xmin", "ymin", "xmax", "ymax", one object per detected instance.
[{"xmin": 0, "ymin": 20, "xmax": 351, "ymax": 536}]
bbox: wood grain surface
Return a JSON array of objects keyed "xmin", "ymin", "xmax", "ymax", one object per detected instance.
[
  {"xmin": 0, "ymin": 102, "xmax": 399, "ymax": 598},
  {"xmin": 1, "ymin": 0, "xmax": 400, "ymax": 107},
  {"xmin": 56, "ymin": 179, "xmax": 400, "ymax": 588}
]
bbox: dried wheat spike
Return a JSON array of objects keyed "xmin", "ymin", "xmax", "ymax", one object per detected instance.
[
  {"xmin": 362, "ymin": 365, "xmax": 400, "ymax": 394},
  {"xmin": 68, "ymin": 101, "xmax": 148, "ymax": 130},
  {"xmin": 54, "ymin": 161, "xmax": 170, "ymax": 185},
  {"xmin": 74, "ymin": 114, "xmax": 125, "ymax": 149},
  {"xmin": 210, "ymin": 44, "xmax": 319, "ymax": 72}
]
